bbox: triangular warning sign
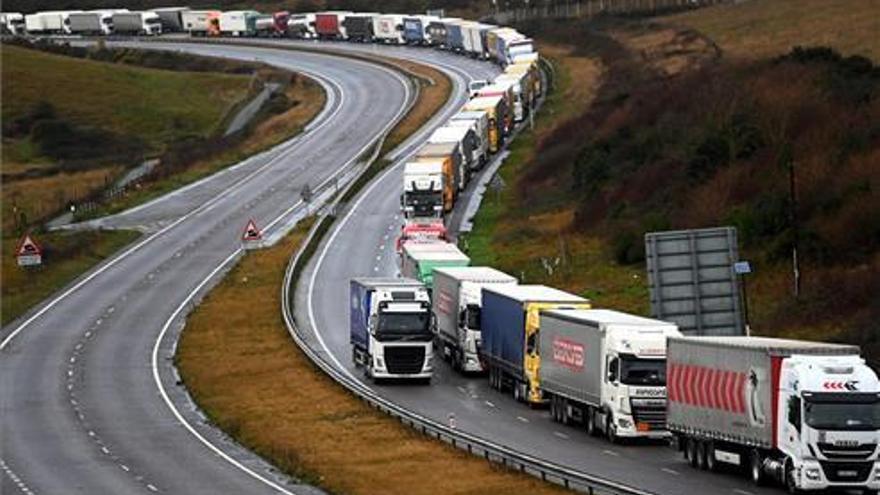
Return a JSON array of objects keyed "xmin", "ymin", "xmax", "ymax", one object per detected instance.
[
  {"xmin": 17, "ymin": 233, "xmax": 42, "ymax": 257},
  {"xmin": 241, "ymin": 219, "xmax": 262, "ymax": 242}
]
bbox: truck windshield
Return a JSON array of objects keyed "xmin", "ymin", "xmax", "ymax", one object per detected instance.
[
  {"xmin": 805, "ymin": 396, "xmax": 880, "ymax": 431},
  {"xmin": 377, "ymin": 312, "xmax": 430, "ymax": 338},
  {"xmin": 620, "ymin": 356, "xmax": 666, "ymax": 386}
]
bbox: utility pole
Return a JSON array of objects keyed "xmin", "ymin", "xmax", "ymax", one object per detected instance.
[{"xmin": 782, "ymin": 146, "xmax": 801, "ymax": 298}]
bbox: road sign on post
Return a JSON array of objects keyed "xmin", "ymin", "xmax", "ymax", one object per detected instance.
[
  {"xmin": 16, "ymin": 233, "xmax": 43, "ymax": 267},
  {"xmin": 241, "ymin": 219, "xmax": 262, "ymax": 248}
]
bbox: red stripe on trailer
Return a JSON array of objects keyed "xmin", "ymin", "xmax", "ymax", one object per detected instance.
[
  {"xmin": 698, "ymin": 367, "xmax": 709, "ymax": 408},
  {"xmin": 771, "ymin": 356, "xmax": 783, "ymax": 449},
  {"xmin": 735, "ymin": 372, "xmax": 747, "ymax": 413},
  {"xmin": 723, "ymin": 371, "xmax": 735, "ymax": 412},
  {"xmin": 668, "ymin": 364, "xmax": 678, "ymax": 402},
  {"xmin": 683, "ymin": 365, "xmax": 694, "ymax": 405},
  {"xmin": 690, "ymin": 365, "xmax": 700, "ymax": 406},
  {"xmin": 709, "ymin": 369, "xmax": 720, "ymax": 409}
]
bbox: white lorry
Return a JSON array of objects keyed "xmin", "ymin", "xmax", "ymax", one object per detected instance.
[
  {"xmin": 68, "ymin": 11, "xmax": 115, "ymax": 35},
  {"xmin": 668, "ymin": 336, "xmax": 880, "ymax": 493},
  {"xmin": 350, "ymin": 278, "xmax": 434, "ymax": 382},
  {"xmin": 448, "ymin": 110, "xmax": 490, "ymax": 170},
  {"xmin": 372, "ymin": 14, "xmax": 405, "ymax": 44},
  {"xmin": 432, "ymin": 267, "xmax": 517, "ymax": 373},
  {"xmin": 539, "ymin": 309, "xmax": 681, "ymax": 442},
  {"xmin": 402, "ymin": 162, "xmax": 444, "ymax": 220},
  {"xmin": 25, "ymin": 11, "xmax": 79, "ymax": 34},
  {"xmin": 219, "ymin": 10, "xmax": 259, "ymax": 37},
  {"xmin": 494, "ymin": 72, "xmax": 529, "ymax": 122},
  {"xmin": 0, "ymin": 13, "xmax": 25, "ymax": 35}
]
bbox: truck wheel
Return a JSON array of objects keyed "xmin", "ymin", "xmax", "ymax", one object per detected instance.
[
  {"xmin": 559, "ymin": 398, "xmax": 569, "ymax": 425},
  {"xmin": 606, "ymin": 417, "xmax": 619, "ymax": 444},
  {"xmin": 696, "ymin": 441, "xmax": 708, "ymax": 470},
  {"xmin": 750, "ymin": 450, "xmax": 765, "ymax": 486},
  {"xmin": 686, "ymin": 439, "xmax": 699, "ymax": 468},
  {"xmin": 513, "ymin": 381, "xmax": 522, "ymax": 402},
  {"xmin": 785, "ymin": 458, "xmax": 801, "ymax": 494},
  {"xmin": 585, "ymin": 407, "xmax": 597, "ymax": 436},
  {"xmin": 705, "ymin": 442, "xmax": 717, "ymax": 472},
  {"xmin": 549, "ymin": 396, "xmax": 559, "ymax": 422}
]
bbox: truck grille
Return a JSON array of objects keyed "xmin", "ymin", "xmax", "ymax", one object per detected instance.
[
  {"xmin": 384, "ymin": 346, "xmax": 426, "ymax": 374},
  {"xmin": 818, "ymin": 442, "xmax": 877, "ymax": 460},
  {"xmin": 819, "ymin": 461, "xmax": 873, "ymax": 483},
  {"xmin": 630, "ymin": 402, "xmax": 667, "ymax": 431}
]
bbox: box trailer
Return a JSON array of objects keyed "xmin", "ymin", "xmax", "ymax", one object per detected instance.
[
  {"xmin": 113, "ymin": 11, "xmax": 162, "ymax": 35},
  {"xmin": 152, "ymin": 7, "xmax": 189, "ymax": 32},
  {"xmin": 26, "ymin": 11, "xmax": 74, "ymax": 34},
  {"xmin": 219, "ymin": 10, "xmax": 259, "ymax": 37},
  {"xmin": 667, "ymin": 336, "xmax": 880, "ymax": 491},
  {"xmin": 414, "ymin": 142, "xmax": 462, "ymax": 211},
  {"xmin": 400, "ymin": 242, "xmax": 470, "ymax": 287},
  {"xmin": 464, "ymin": 95, "xmax": 507, "ymax": 154},
  {"xmin": 373, "ymin": 14, "xmax": 405, "ymax": 44},
  {"xmin": 401, "ymin": 161, "xmax": 444, "ymax": 220},
  {"xmin": 481, "ymin": 285, "xmax": 590, "ymax": 404},
  {"xmin": 427, "ymin": 125, "xmax": 476, "ymax": 190},
  {"xmin": 182, "ymin": 10, "xmax": 220, "ymax": 36},
  {"xmin": 540, "ymin": 309, "xmax": 681, "ymax": 442},
  {"xmin": 350, "ymin": 278, "xmax": 433, "ymax": 381},
  {"xmin": 447, "ymin": 110, "xmax": 490, "ymax": 170},
  {"xmin": 432, "ymin": 267, "xmax": 517, "ymax": 373},
  {"xmin": 315, "ymin": 11, "xmax": 348, "ymax": 40},
  {"xmin": 69, "ymin": 12, "xmax": 112, "ymax": 35},
  {"xmin": 342, "ymin": 13, "xmax": 375, "ymax": 42}
]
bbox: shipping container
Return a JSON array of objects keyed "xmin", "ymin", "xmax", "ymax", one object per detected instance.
[{"xmin": 401, "ymin": 242, "xmax": 470, "ymax": 287}]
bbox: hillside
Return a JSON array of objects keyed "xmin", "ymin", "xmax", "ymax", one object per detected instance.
[{"xmin": 466, "ymin": 1, "xmax": 879, "ymax": 355}]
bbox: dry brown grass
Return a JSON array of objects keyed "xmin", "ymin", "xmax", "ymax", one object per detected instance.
[
  {"xmin": 1, "ymin": 167, "xmax": 120, "ymax": 233},
  {"xmin": 177, "ymin": 223, "xmax": 571, "ymax": 495},
  {"xmin": 663, "ymin": 0, "xmax": 880, "ymax": 61}
]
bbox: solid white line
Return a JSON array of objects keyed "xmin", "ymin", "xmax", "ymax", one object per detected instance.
[
  {"xmin": 661, "ymin": 468, "xmax": 679, "ymax": 476},
  {"xmin": 0, "ymin": 58, "xmax": 344, "ymax": 353},
  {"xmin": 151, "ymin": 248, "xmax": 301, "ymax": 495},
  {"xmin": 602, "ymin": 449, "xmax": 620, "ymax": 457},
  {"xmin": 553, "ymin": 431, "xmax": 570, "ymax": 440}
]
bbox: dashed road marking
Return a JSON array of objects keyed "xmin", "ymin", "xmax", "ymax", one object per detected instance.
[
  {"xmin": 733, "ymin": 490, "xmax": 756, "ymax": 495},
  {"xmin": 484, "ymin": 400, "xmax": 495, "ymax": 408},
  {"xmin": 553, "ymin": 431, "xmax": 569, "ymax": 439},
  {"xmin": 602, "ymin": 449, "xmax": 620, "ymax": 457},
  {"xmin": 661, "ymin": 468, "xmax": 680, "ymax": 476},
  {"xmin": 516, "ymin": 416, "xmax": 529, "ymax": 423}
]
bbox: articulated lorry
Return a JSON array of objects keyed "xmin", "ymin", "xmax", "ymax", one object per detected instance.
[
  {"xmin": 182, "ymin": 10, "xmax": 220, "ymax": 36},
  {"xmin": 255, "ymin": 11, "xmax": 289, "ymax": 37},
  {"xmin": 494, "ymin": 72, "xmax": 530, "ymax": 122},
  {"xmin": 478, "ymin": 82, "xmax": 516, "ymax": 135},
  {"xmin": 0, "ymin": 13, "xmax": 25, "ymax": 35},
  {"xmin": 373, "ymin": 14, "xmax": 405, "ymax": 44},
  {"xmin": 315, "ymin": 11, "xmax": 348, "ymax": 39},
  {"xmin": 540, "ymin": 309, "xmax": 681, "ymax": 442},
  {"xmin": 415, "ymin": 142, "xmax": 462, "ymax": 208},
  {"xmin": 113, "ymin": 11, "xmax": 162, "ymax": 35},
  {"xmin": 68, "ymin": 12, "xmax": 114, "ymax": 35},
  {"xmin": 481, "ymin": 285, "xmax": 590, "ymax": 404},
  {"xmin": 219, "ymin": 10, "xmax": 259, "ymax": 36},
  {"xmin": 287, "ymin": 14, "xmax": 316, "ymax": 39},
  {"xmin": 396, "ymin": 220, "xmax": 447, "ymax": 254},
  {"xmin": 448, "ymin": 110, "xmax": 490, "ymax": 170},
  {"xmin": 350, "ymin": 278, "xmax": 434, "ymax": 382},
  {"xmin": 667, "ymin": 336, "xmax": 880, "ymax": 492},
  {"xmin": 432, "ymin": 267, "xmax": 517, "ymax": 373},
  {"xmin": 426, "ymin": 18, "xmax": 458, "ymax": 48},
  {"xmin": 428, "ymin": 126, "xmax": 476, "ymax": 190},
  {"xmin": 400, "ymin": 242, "xmax": 470, "ymax": 287},
  {"xmin": 464, "ymin": 95, "xmax": 507, "ymax": 154},
  {"xmin": 152, "ymin": 7, "xmax": 189, "ymax": 32},
  {"xmin": 402, "ymin": 15, "xmax": 435, "ymax": 44},
  {"xmin": 343, "ymin": 13, "xmax": 375, "ymax": 42},
  {"xmin": 401, "ymin": 161, "xmax": 444, "ymax": 220},
  {"xmin": 25, "ymin": 11, "xmax": 79, "ymax": 34}
]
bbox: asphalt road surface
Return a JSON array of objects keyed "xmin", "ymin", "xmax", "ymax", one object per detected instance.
[
  {"xmin": 0, "ymin": 42, "xmax": 415, "ymax": 495},
  {"xmin": 290, "ymin": 43, "xmax": 784, "ymax": 495}
]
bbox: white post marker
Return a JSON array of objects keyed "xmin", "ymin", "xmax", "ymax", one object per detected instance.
[
  {"xmin": 241, "ymin": 218, "xmax": 263, "ymax": 249},
  {"xmin": 16, "ymin": 233, "xmax": 43, "ymax": 267}
]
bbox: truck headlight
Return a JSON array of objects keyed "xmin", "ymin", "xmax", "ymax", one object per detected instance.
[
  {"xmin": 375, "ymin": 357, "xmax": 385, "ymax": 369},
  {"xmin": 805, "ymin": 467, "xmax": 821, "ymax": 481},
  {"xmin": 618, "ymin": 418, "xmax": 632, "ymax": 429},
  {"xmin": 873, "ymin": 466, "xmax": 880, "ymax": 481}
]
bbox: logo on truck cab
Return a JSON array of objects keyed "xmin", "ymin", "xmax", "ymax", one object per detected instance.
[
  {"xmin": 552, "ymin": 338, "xmax": 584, "ymax": 371},
  {"xmin": 823, "ymin": 380, "xmax": 859, "ymax": 391}
]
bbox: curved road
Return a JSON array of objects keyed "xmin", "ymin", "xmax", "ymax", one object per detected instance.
[
  {"xmin": 290, "ymin": 44, "xmax": 781, "ymax": 495},
  {"xmin": 0, "ymin": 42, "xmax": 413, "ymax": 494}
]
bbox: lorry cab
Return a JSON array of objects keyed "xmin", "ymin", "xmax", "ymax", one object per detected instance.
[
  {"xmin": 401, "ymin": 161, "xmax": 444, "ymax": 220},
  {"xmin": 778, "ymin": 354, "xmax": 880, "ymax": 492},
  {"xmin": 600, "ymin": 320, "xmax": 680, "ymax": 440}
]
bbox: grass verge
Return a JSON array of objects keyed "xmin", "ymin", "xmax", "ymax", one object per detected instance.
[
  {"xmin": 1, "ymin": 229, "xmax": 141, "ymax": 325},
  {"xmin": 176, "ymin": 221, "xmax": 569, "ymax": 495}
]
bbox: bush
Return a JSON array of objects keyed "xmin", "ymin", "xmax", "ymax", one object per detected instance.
[
  {"xmin": 612, "ymin": 229, "xmax": 645, "ymax": 265},
  {"xmin": 3, "ymin": 101, "xmax": 56, "ymax": 138}
]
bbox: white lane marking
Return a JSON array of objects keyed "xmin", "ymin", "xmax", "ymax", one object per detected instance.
[
  {"xmin": 602, "ymin": 449, "xmax": 620, "ymax": 457},
  {"xmin": 147, "ymin": 484, "xmax": 158, "ymax": 492},
  {"xmin": 120, "ymin": 464, "xmax": 130, "ymax": 472},
  {"xmin": 733, "ymin": 490, "xmax": 756, "ymax": 495},
  {"xmin": 151, "ymin": 249, "xmax": 300, "ymax": 495},
  {"xmin": 661, "ymin": 468, "xmax": 679, "ymax": 476},
  {"xmin": 553, "ymin": 431, "xmax": 570, "ymax": 440},
  {"xmin": 0, "ymin": 46, "xmax": 349, "ymax": 352},
  {"xmin": 516, "ymin": 416, "xmax": 529, "ymax": 423},
  {"xmin": 484, "ymin": 401, "xmax": 495, "ymax": 408},
  {"xmin": 0, "ymin": 458, "xmax": 35, "ymax": 495}
]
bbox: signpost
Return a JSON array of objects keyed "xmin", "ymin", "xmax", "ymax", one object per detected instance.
[
  {"xmin": 16, "ymin": 233, "xmax": 43, "ymax": 267},
  {"xmin": 734, "ymin": 260, "xmax": 753, "ymax": 336}
]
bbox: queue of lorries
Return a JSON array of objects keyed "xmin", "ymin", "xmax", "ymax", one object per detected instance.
[{"xmin": 5, "ymin": 4, "xmax": 878, "ymax": 492}]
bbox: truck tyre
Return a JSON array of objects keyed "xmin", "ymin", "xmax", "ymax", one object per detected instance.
[
  {"xmin": 585, "ymin": 407, "xmax": 597, "ymax": 436},
  {"xmin": 696, "ymin": 441, "xmax": 708, "ymax": 470},
  {"xmin": 705, "ymin": 442, "xmax": 718, "ymax": 472},
  {"xmin": 750, "ymin": 450, "xmax": 766, "ymax": 486},
  {"xmin": 559, "ymin": 398, "xmax": 569, "ymax": 425},
  {"xmin": 550, "ymin": 396, "xmax": 559, "ymax": 422},
  {"xmin": 606, "ymin": 416, "xmax": 619, "ymax": 444},
  {"xmin": 785, "ymin": 458, "xmax": 801, "ymax": 494},
  {"xmin": 513, "ymin": 381, "xmax": 522, "ymax": 402},
  {"xmin": 686, "ymin": 438, "xmax": 699, "ymax": 468}
]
